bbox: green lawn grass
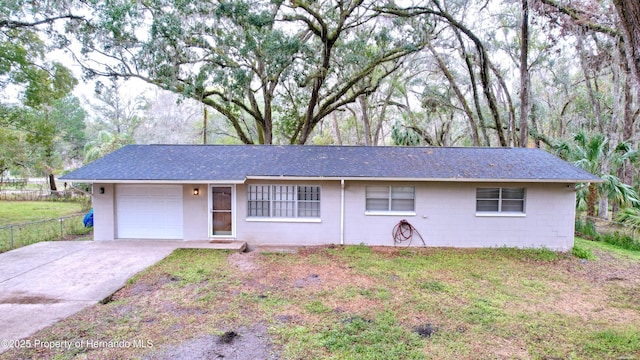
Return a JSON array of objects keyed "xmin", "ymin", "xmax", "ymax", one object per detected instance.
[
  {"xmin": 575, "ymin": 236, "xmax": 640, "ymax": 260},
  {"xmin": 0, "ymin": 201, "xmax": 91, "ymax": 252},
  {"xmin": 0, "ymin": 201, "xmax": 86, "ymax": 226},
  {"xmin": 6, "ymin": 242, "xmax": 640, "ymax": 360}
]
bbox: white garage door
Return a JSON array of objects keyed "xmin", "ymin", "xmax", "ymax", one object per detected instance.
[{"xmin": 116, "ymin": 185, "xmax": 184, "ymax": 239}]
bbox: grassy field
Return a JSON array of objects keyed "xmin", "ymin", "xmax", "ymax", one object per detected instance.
[
  {"xmin": 0, "ymin": 201, "xmax": 91, "ymax": 252},
  {"xmin": 577, "ymin": 236, "xmax": 640, "ymax": 261},
  {"xmin": 3, "ymin": 240, "xmax": 640, "ymax": 359},
  {"xmin": 0, "ymin": 201, "xmax": 86, "ymax": 226}
]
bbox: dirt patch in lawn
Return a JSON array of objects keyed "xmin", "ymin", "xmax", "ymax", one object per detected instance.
[
  {"xmin": 569, "ymin": 249, "xmax": 640, "ymax": 285},
  {"xmin": 257, "ymin": 252, "xmax": 376, "ymax": 291},
  {"xmin": 228, "ymin": 251, "xmax": 260, "ymax": 272},
  {"xmin": 520, "ymin": 285, "xmax": 640, "ymax": 324},
  {"xmin": 145, "ymin": 324, "xmax": 277, "ymax": 360},
  {"xmin": 112, "ymin": 273, "xmax": 180, "ymax": 299},
  {"xmin": 503, "ymin": 252, "xmax": 640, "ymax": 324}
]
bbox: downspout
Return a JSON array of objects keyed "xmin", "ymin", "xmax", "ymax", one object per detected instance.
[{"xmin": 340, "ymin": 179, "xmax": 345, "ymax": 245}]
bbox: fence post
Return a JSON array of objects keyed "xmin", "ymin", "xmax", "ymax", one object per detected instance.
[
  {"xmin": 10, "ymin": 225, "xmax": 14, "ymax": 249},
  {"xmin": 59, "ymin": 218, "xmax": 63, "ymax": 240}
]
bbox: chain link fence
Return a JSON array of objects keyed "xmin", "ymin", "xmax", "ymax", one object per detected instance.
[
  {"xmin": 0, "ymin": 189, "xmax": 89, "ymax": 201},
  {"xmin": 0, "ymin": 213, "xmax": 93, "ymax": 253}
]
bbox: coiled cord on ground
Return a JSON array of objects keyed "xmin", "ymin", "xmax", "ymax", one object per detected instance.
[{"xmin": 392, "ymin": 219, "xmax": 426, "ymax": 247}]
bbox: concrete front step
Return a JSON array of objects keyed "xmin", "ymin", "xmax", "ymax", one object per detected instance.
[{"xmin": 205, "ymin": 240, "xmax": 247, "ymax": 252}]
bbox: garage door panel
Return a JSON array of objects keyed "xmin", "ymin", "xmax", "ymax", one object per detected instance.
[{"xmin": 116, "ymin": 185, "xmax": 183, "ymax": 239}]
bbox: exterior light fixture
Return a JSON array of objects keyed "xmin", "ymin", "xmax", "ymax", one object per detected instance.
[
  {"xmin": 99, "ymin": 187, "xmax": 105, "ymax": 194},
  {"xmin": 193, "ymin": 188, "xmax": 200, "ymax": 196}
]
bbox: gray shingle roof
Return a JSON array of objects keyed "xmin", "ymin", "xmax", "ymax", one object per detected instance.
[{"xmin": 60, "ymin": 145, "xmax": 599, "ymax": 183}]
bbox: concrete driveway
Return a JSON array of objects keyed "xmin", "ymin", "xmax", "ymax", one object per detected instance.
[{"xmin": 0, "ymin": 240, "xmax": 243, "ymax": 352}]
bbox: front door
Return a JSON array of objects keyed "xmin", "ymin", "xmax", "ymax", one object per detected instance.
[{"xmin": 211, "ymin": 186, "xmax": 234, "ymax": 237}]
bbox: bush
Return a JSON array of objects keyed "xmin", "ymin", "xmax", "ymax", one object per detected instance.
[
  {"xmin": 599, "ymin": 232, "xmax": 640, "ymax": 251},
  {"xmin": 572, "ymin": 245, "xmax": 595, "ymax": 260},
  {"xmin": 575, "ymin": 219, "xmax": 640, "ymax": 252},
  {"xmin": 575, "ymin": 219, "xmax": 598, "ymax": 240}
]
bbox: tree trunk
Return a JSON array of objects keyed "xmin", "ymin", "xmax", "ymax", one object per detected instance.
[
  {"xmin": 598, "ymin": 196, "xmax": 609, "ymax": 219},
  {"xmin": 373, "ymin": 83, "xmax": 396, "ymax": 145},
  {"xmin": 597, "ymin": 146, "xmax": 610, "ymax": 221},
  {"xmin": 332, "ymin": 112, "xmax": 343, "ymax": 145},
  {"xmin": 346, "ymin": 107, "xmax": 362, "ymax": 145},
  {"xmin": 203, "ymin": 107, "xmax": 208, "ymax": 145},
  {"xmin": 587, "ymin": 182, "xmax": 597, "ymax": 218},
  {"xmin": 427, "ymin": 41, "xmax": 480, "ymax": 146},
  {"xmin": 358, "ymin": 95, "xmax": 372, "ymax": 146},
  {"xmin": 202, "ymin": 98, "xmax": 253, "ymax": 144},
  {"xmin": 262, "ymin": 81, "xmax": 275, "ymax": 145},
  {"xmin": 433, "ymin": 5, "xmax": 504, "ymax": 145},
  {"xmin": 558, "ymin": 100, "xmax": 572, "ymax": 139},
  {"xmin": 621, "ymin": 58, "xmax": 636, "ymax": 187},
  {"xmin": 489, "ymin": 62, "xmax": 517, "ymax": 146},
  {"xmin": 48, "ymin": 173, "xmax": 57, "ymax": 192},
  {"xmin": 519, "ymin": 0, "xmax": 530, "ymax": 147},
  {"xmin": 613, "ymin": 0, "xmax": 640, "ymax": 98},
  {"xmin": 622, "ymin": 62, "xmax": 635, "ymax": 144},
  {"xmin": 467, "ymin": 53, "xmax": 491, "ymax": 146},
  {"xmin": 577, "ymin": 35, "xmax": 604, "ymax": 132},
  {"xmin": 478, "ymin": 51, "xmax": 507, "ymax": 146},
  {"xmin": 452, "ymin": 28, "xmax": 490, "ymax": 146},
  {"xmin": 530, "ymin": 103, "xmax": 541, "ymax": 148},
  {"xmin": 617, "ymin": 50, "xmax": 637, "ymax": 210},
  {"xmin": 610, "ymin": 41, "xmax": 622, "ymax": 144}
]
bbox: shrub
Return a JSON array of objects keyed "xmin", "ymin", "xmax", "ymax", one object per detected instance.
[
  {"xmin": 575, "ymin": 219, "xmax": 640, "ymax": 252},
  {"xmin": 599, "ymin": 232, "xmax": 640, "ymax": 251},
  {"xmin": 572, "ymin": 245, "xmax": 595, "ymax": 260},
  {"xmin": 575, "ymin": 219, "xmax": 599, "ymax": 240}
]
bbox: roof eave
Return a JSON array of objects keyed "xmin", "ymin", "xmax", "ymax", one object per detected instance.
[
  {"xmin": 63, "ymin": 176, "xmax": 601, "ymax": 184},
  {"xmin": 62, "ymin": 179, "xmax": 245, "ymax": 184}
]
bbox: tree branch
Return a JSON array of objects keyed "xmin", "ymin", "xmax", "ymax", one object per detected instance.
[
  {"xmin": 535, "ymin": 0, "xmax": 620, "ymax": 38},
  {"xmin": 0, "ymin": 14, "xmax": 85, "ymax": 30}
]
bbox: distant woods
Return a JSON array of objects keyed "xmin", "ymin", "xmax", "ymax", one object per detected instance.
[
  {"xmin": 67, "ymin": 0, "xmax": 639, "ymax": 149},
  {"xmin": 2, "ymin": 0, "xmax": 639, "ymax": 147}
]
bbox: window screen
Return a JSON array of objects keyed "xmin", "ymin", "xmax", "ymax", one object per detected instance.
[
  {"xmin": 476, "ymin": 188, "xmax": 525, "ymax": 213},
  {"xmin": 366, "ymin": 186, "xmax": 415, "ymax": 212},
  {"xmin": 248, "ymin": 185, "xmax": 270, "ymax": 217},
  {"xmin": 298, "ymin": 186, "xmax": 321, "ymax": 217}
]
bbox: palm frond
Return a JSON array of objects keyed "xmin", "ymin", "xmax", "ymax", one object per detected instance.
[
  {"xmin": 554, "ymin": 141, "xmax": 571, "ymax": 160},
  {"xmin": 600, "ymin": 174, "xmax": 640, "ymax": 208},
  {"xmin": 575, "ymin": 183, "xmax": 588, "ymax": 211},
  {"xmin": 615, "ymin": 207, "xmax": 640, "ymax": 227}
]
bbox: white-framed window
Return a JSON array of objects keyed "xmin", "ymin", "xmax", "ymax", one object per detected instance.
[
  {"xmin": 365, "ymin": 186, "xmax": 415, "ymax": 212},
  {"xmin": 476, "ymin": 188, "xmax": 525, "ymax": 213},
  {"xmin": 247, "ymin": 185, "xmax": 270, "ymax": 217},
  {"xmin": 247, "ymin": 185, "xmax": 321, "ymax": 218}
]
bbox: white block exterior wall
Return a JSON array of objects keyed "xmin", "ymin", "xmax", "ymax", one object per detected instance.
[
  {"xmin": 343, "ymin": 181, "xmax": 576, "ymax": 251},
  {"xmin": 235, "ymin": 180, "xmax": 342, "ymax": 246},
  {"xmin": 92, "ymin": 183, "xmax": 115, "ymax": 241},
  {"xmin": 91, "ymin": 180, "xmax": 577, "ymax": 250},
  {"xmin": 183, "ymin": 185, "xmax": 209, "ymax": 241}
]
